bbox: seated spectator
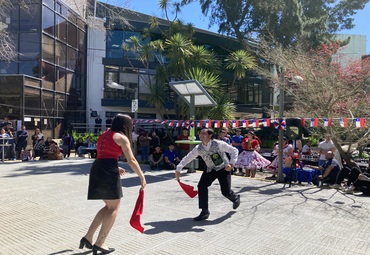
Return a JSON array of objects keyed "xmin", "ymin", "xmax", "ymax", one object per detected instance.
[
  {"xmin": 306, "ymin": 151, "xmax": 341, "ymax": 185},
  {"xmin": 164, "ymin": 144, "xmax": 180, "ymax": 170},
  {"xmin": 75, "ymin": 138, "xmax": 85, "ymax": 156},
  {"xmin": 47, "ymin": 141, "xmax": 64, "ymax": 160},
  {"xmin": 0, "ymin": 128, "xmax": 10, "ymax": 159},
  {"xmin": 76, "ymin": 136, "xmax": 95, "ymax": 157},
  {"xmin": 301, "ymin": 141, "xmax": 312, "ymax": 155},
  {"xmin": 149, "ymin": 146, "xmax": 164, "ymax": 170},
  {"xmin": 32, "ymin": 138, "xmax": 45, "ymax": 160}
]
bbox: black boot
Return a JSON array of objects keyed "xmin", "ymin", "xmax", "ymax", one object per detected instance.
[{"xmin": 193, "ymin": 209, "xmax": 210, "ymax": 221}]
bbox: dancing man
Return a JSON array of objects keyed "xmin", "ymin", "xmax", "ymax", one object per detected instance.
[{"xmin": 175, "ymin": 128, "xmax": 240, "ymax": 221}]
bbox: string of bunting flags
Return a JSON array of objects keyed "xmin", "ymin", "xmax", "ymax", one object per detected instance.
[{"xmin": 132, "ymin": 117, "xmax": 368, "ymax": 129}]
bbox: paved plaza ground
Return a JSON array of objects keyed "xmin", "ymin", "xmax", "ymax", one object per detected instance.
[{"xmin": 1, "ymin": 158, "xmax": 370, "ymax": 255}]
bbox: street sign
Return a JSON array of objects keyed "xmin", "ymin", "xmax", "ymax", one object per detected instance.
[{"xmin": 131, "ymin": 99, "xmax": 138, "ymax": 113}]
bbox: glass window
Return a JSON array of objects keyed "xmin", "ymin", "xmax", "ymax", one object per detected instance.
[
  {"xmin": 42, "ymin": 91, "xmax": 54, "ymax": 116},
  {"xmin": 67, "ymin": 10, "xmax": 77, "ymax": 24},
  {"xmin": 78, "ymin": 29, "xmax": 86, "ymax": 53},
  {"xmin": 0, "ymin": 62, "xmax": 18, "ymax": 74},
  {"xmin": 20, "ymin": 33, "xmax": 40, "ymax": 61},
  {"xmin": 20, "ymin": 61, "xmax": 40, "ymax": 77},
  {"xmin": 55, "ymin": 41, "xmax": 67, "ymax": 67},
  {"xmin": 56, "ymin": 67, "xmax": 66, "ymax": 92},
  {"xmin": 43, "ymin": 0, "xmax": 54, "ymax": 10},
  {"xmin": 42, "ymin": 35, "xmax": 54, "ymax": 63},
  {"xmin": 106, "ymin": 31, "xmax": 124, "ymax": 58},
  {"xmin": 20, "ymin": 4, "xmax": 41, "ymax": 33},
  {"xmin": 24, "ymin": 86, "xmax": 41, "ymax": 116},
  {"xmin": 8, "ymin": 5, "xmax": 20, "ymax": 33},
  {"xmin": 67, "ymin": 21, "xmax": 77, "ymax": 48},
  {"xmin": 0, "ymin": 82, "xmax": 22, "ymax": 118},
  {"xmin": 66, "ymin": 71, "xmax": 74, "ymax": 92},
  {"xmin": 56, "ymin": 15, "xmax": 67, "ymax": 43},
  {"xmin": 67, "ymin": 47, "xmax": 76, "ymax": 70},
  {"xmin": 42, "ymin": 5, "xmax": 54, "ymax": 36},
  {"xmin": 55, "ymin": 93, "xmax": 65, "ymax": 118},
  {"xmin": 41, "ymin": 61, "xmax": 55, "ymax": 89}
]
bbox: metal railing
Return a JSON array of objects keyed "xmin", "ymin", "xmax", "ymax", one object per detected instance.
[{"xmin": 0, "ymin": 137, "xmax": 13, "ymax": 162}]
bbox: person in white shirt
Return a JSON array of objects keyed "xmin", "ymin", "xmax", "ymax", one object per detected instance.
[
  {"xmin": 175, "ymin": 128, "xmax": 240, "ymax": 221},
  {"xmin": 317, "ymin": 134, "xmax": 336, "ymax": 166}
]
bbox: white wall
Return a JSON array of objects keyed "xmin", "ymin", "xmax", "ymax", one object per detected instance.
[
  {"xmin": 335, "ymin": 34, "xmax": 367, "ymax": 67},
  {"xmin": 86, "ymin": 17, "xmax": 106, "ymax": 131}
]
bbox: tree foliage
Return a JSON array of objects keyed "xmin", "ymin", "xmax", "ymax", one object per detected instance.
[
  {"xmin": 181, "ymin": 0, "xmax": 369, "ymax": 49},
  {"xmin": 255, "ymin": 38, "xmax": 370, "ymax": 164}
]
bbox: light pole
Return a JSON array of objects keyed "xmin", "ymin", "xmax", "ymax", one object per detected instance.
[{"xmin": 276, "ymin": 71, "xmax": 285, "ymax": 183}]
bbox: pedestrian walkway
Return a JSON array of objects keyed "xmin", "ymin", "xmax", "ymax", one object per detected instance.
[{"xmin": 1, "ymin": 158, "xmax": 370, "ymax": 255}]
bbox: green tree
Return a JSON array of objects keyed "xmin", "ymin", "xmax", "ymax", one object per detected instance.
[
  {"xmin": 181, "ymin": 0, "xmax": 369, "ymax": 49},
  {"xmin": 255, "ymin": 38, "xmax": 370, "ymax": 166},
  {"xmin": 225, "ymin": 49, "xmax": 257, "ymax": 87}
]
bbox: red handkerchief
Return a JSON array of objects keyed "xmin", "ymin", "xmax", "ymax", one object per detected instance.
[
  {"xmin": 129, "ymin": 189, "xmax": 144, "ymax": 233},
  {"xmin": 178, "ymin": 180, "xmax": 198, "ymax": 198}
]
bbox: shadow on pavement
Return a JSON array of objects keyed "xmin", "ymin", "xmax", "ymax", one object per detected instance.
[{"xmin": 144, "ymin": 211, "xmax": 236, "ymax": 234}]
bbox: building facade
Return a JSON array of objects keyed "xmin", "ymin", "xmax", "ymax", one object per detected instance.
[
  {"xmin": 0, "ymin": 0, "xmax": 87, "ymax": 138},
  {"xmin": 85, "ymin": 4, "xmax": 271, "ymax": 131}
]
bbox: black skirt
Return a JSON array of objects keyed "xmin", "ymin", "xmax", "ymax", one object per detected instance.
[{"xmin": 87, "ymin": 159, "xmax": 123, "ymax": 200}]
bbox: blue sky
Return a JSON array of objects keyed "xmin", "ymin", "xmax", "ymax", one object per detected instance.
[{"xmin": 127, "ymin": 1, "xmax": 369, "ymax": 53}]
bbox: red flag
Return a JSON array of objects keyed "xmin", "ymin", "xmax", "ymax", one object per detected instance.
[
  {"xmin": 356, "ymin": 118, "xmax": 365, "ymax": 128},
  {"xmin": 310, "ymin": 118, "xmax": 318, "ymax": 127},
  {"xmin": 263, "ymin": 118, "xmax": 270, "ymax": 127},
  {"xmin": 242, "ymin": 120, "xmax": 249, "ymax": 128},
  {"xmin": 214, "ymin": 120, "xmax": 220, "ymax": 128},
  {"xmin": 129, "ymin": 189, "xmax": 145, "ymax": 233},
  {"xmin": 340, "ymin": 118, "xmax": 348, "ymax": 128},
  {"xmin": 324, "ymin": 118, "xmax": 332, "ymax": 127},
  {"xmin": 197, "ymin": 120, "xmax": 202, "ymax": 128},
  {"xmin": 222, "ymin": 120, "xmax": 229, "ymax": 128},
  {"xmin": 252, "ymin": 119, "xmax": 259, "ymax": 128},
  {"xmin": 178, "ymin": 180, "xmax": 198, "ymax": 198},
  {"xmin": 232, "ymin": 120, "xmax": 239, "ymax": 128},
  {"xmin": 205, "ymin": 120, "xmax": 212, "ymax": 128},
  {"xmin": 301, "ymin": 118, "xmax": 306, "ymax": 127}
]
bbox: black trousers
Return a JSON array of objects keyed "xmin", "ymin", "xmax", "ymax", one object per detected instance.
[
  {"xmin": 336, "ymin": 166, "xmax": 361, "ymax": 186},
  {"xmin": 198, "ymin": 168, "xmax": 238, "ymax": 210}
]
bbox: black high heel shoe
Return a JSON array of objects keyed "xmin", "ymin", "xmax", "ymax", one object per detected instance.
[
  {"xmin": 93, "ymin": 244, "xmax": 115, "ymax": 254},
  {"xmin": 79, "ymin": 237, "xmax": 93, "ymax": 249}
]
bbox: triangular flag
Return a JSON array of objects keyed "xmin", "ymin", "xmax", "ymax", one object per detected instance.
[
  {"xmin": 310, "ymin": 118, "xmax": 318, "ymax": 127},
  {"xmin": 252, "ymin": 119, "xmax": 259, "ymax": 128},
  {"xmin": 263, "ymin": 118, "xmax": 270, "ymax": 127},
  {"xmin": 222, "ymin": 120, "xmax": 229, "ymax": 128},
  {"xmin": 129, "ymin": 189, "xmax": 144, "ymax": 233},
  {"xmin": 232, "ymin": 120, "xmax": 239, "ymax": 128},
  {"xmin": 340, "ymin": 118, "xmax": 348, "ymax": 128},
  {"xmin": 214, "ymin": 120, "xmax": 220, "ymax": 128},
  {"xmin": 178, "ymin": 180, "xmax": 198, "ymax": 198},
  {"xmin": 356, "ymin": 118, "xmax": 365, "ymax": 128},
  {"xmin": 242, "ymin": 120, "xmax": 249, "ymax": 128},
  {"xmin": 168, "ymin": 121, "xmax": 175, "ymax": 127},
  {"xmin": 324, "ymin": 118, "xmax": 332, "ymax": 127}
]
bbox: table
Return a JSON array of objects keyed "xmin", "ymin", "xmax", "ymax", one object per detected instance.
[
  {"xmin": 85, "ymin": 147, "xmax": 97, "ymax": 158},
  {"xmin": 175, "ymin": 140, "xmax": 202, "ymax": 173},
  {"xmin": 283, "ymin": 167, "xmax": 318, "ymax": 184}
]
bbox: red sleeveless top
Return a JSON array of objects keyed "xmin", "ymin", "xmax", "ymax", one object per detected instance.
[{"xmin": 96, "ymin": 130, "xmax": 123, "ymax": 159}]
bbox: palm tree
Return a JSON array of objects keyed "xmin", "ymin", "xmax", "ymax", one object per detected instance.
[{"xmin": 225, "ymin": 50, "xmax": 257, "ymax": 87}]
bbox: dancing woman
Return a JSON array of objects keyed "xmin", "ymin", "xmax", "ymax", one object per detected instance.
[
  {"xmin": 235, "ymin": 131, "xmax": 271, "ymax": 177},
  {"xmin": 80, "ymin": 114, "xmax": 146, "ymax": 254}
]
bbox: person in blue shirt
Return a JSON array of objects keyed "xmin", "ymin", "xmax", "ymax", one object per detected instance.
[
  {"xmin": 231, "ymin": 129, "xmax": 243, "ymax": 175},
  {"xmin": 164, "ymin": 144, "xmax": 180, "ymax": 170}
]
